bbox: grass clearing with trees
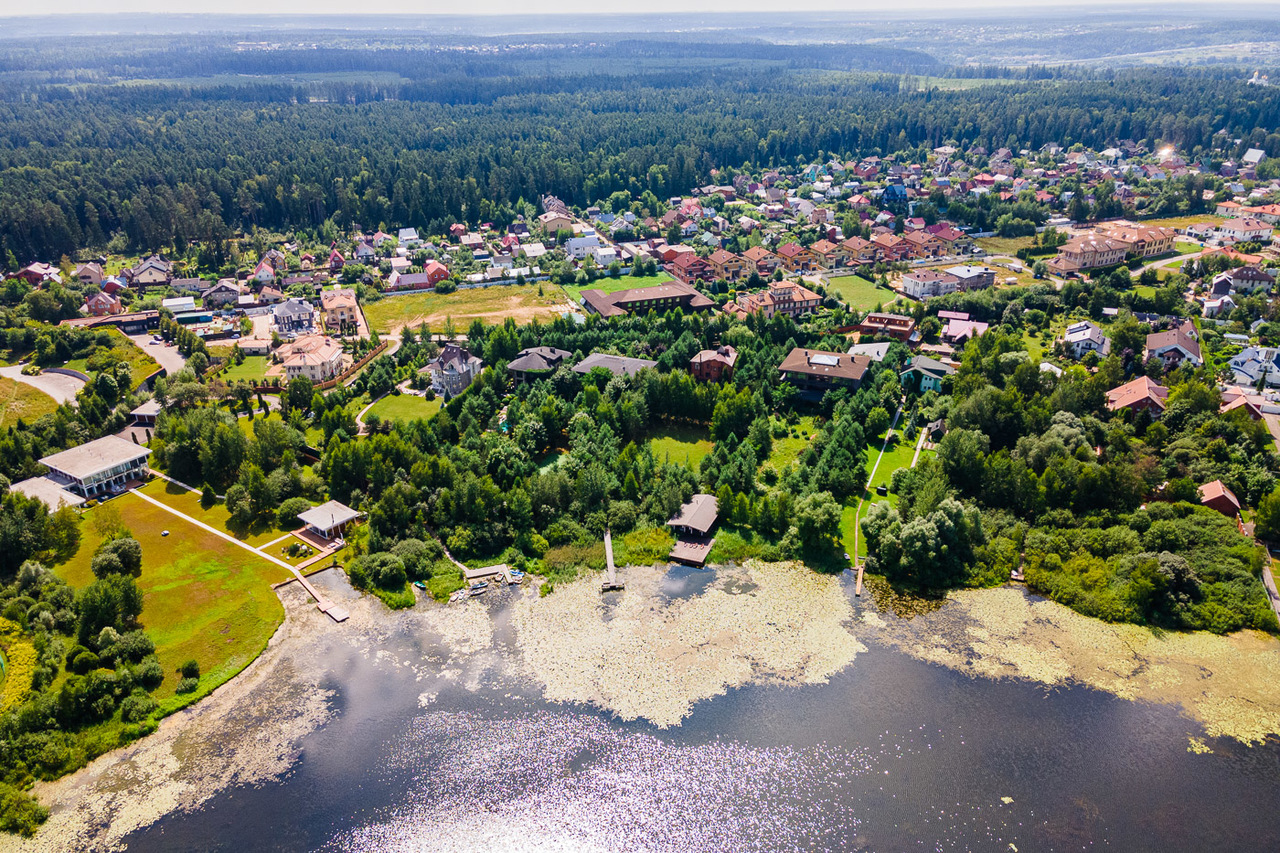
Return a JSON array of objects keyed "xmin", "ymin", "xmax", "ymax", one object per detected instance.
[
  {"xmin": 648, "ymin": 425, "xmax": 714, "ymax": 469},
  {"xmin": 62, "ymin": 327, "xmax": 160, "ymax": 390},
  {"xmin": 561, "ymin": 272, "xmax": 673, "ymax": 305},
  {"xmin": 824, "ymin": 274, "xmax": 890, "ymax": 311},
  {"xmin": 55, "ymin": 492, "xmax": 292, "ymax": 709},
  {"xmin": 220, "ymin": 355, "xmax": 271, "ymax": 383},
  {"xmin": 366, "ymin": 392, "xmax": 442, "ymax": 424}
]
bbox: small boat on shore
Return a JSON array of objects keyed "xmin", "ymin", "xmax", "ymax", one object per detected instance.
[
  {"xmin": 448, "ymin": 589, "xmax": 468, "ymax": 604},
  {"xmin": 468, "ymin": 581, "xmax": 490, "ymax": 597},
  {"xmin": 507, "ymin": 570, "xmax": 525, "ymax": 584},
  {"xmin": 413, "ymin": 580, "xmax": 427, "ymax": 591}
]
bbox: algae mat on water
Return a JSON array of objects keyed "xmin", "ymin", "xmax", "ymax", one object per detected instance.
[{"xmin": 863, "ymin": 585, "xmax": 1280, "ymax": 745}]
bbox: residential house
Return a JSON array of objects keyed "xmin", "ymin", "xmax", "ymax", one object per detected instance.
[
  {"xmin": 252, "ymin": 259, "xmax": 276, "ymax": 283},
  {"xmin": 724, "ymin": 280, "xmax": 822, "ymax": 320},
  {"xmin": 900, "ymin": 355, "xmax": 955, "ymax": 393},
  {"xmin": 280, "ymin": 335, "xmax": 344, "ymax": 383},
  {"xmin": 707, "ymin": 249, "xmax": 747, "ymax": 282},
  {"xmin": 507, "ymin": 346, "xmax": 573, "ymax": 384},
  {"xmin": 872, "ymin": 233, "xmax": 911, "ymax": 262},
  {"xmin": 903, "ymin": 230, "xmax": 945, "ymax": 258},
  {"xmin": 538, "ymin": 211, "xmax": 574, "ymax": 236},
  {"xmin": 742, "ymin": 245, "xmax": 780, "ymax": 277},
  {"xmin": 667, "ymin": 253, "xmax": 710, "ymax": 285},
  {"xmin": 328, "ymin": 249, "xmax": 346, "ymax": 272},
  {"xmin": 201, "ymin": 280, "xmax": 243, "ymax": 308},
  {"xmin": 1223, "ymin": 265, "xmax": 1275, "ymax": 294},
  {"xmin": 566, "ymin": 234, "xmax": 604, "ymax": 260},
  {"xmin": 809, "ymin": 239, "xmax": 846, "ymax": 269},
  {"xmin": 1229, "ymin": 346, "xmax": 1280, "ymax": 387},
  {"xmin": 690, "ymin": 345, "xmax": 738, "ymax": 382},
  {"xmin": 321, "ymin": 288, "xmax": 359, "ymax": 328},
  {"xmin": 1145, "ymin": 328, "xmax": 1202, "ymax": 369},
  {"xmin": 941, "ymin": 316, "xmax": 989, "ymax": 344},
  {"xmin": 945, "ymin": 265, "xmax": 997, "ymax": 291},
  {"xmin": 1203, "ymin": 293, "xmax": 1236, "ymax": 318},
  {"xmin": 848, "ymin": 341, "xmax": 893, "ymax": 362},
  {"xmin": 425, "ymin": 343, "xmax": 483, "ymax": 396},
  {"xmin": 38, "ymin": 435, "xmax": 151, "ymax": 499},
  {"xmin": 857, "ymin": 313, "xmax": 916, "ymax": 342},
  {"xmin": 272, "ymin": 298, "xmax": 316, "ymax": 334},
  {"xmin": 572, "ymin": 352, "xmax": 658, "ymax": 378},
  {"xmin": 840, "ymin": 236, "xmax": 879, "ymax": 266},
  {"xmin": 775, "ymin": 242, "xmax": 817, "ymax": 273},
  {"xmin": 1105, "ymin": 376, "xmax": 1168, "ymax": 415},
  {"xmin": 778, "ymin": 348, "xmax": 871, "ymax": 394},
  {"xmin": 1048, "ymin": 234, "xmax": 1128, "ymax": 274},
  {"xmin": 127, "ymin": 255, "xmax": 171, "ymax": 289},
  {"xmin": 258, "ymin": 286, "xmax": 284, "ymax": 305},
  {"xmin": 1094, "ymin": 221, "xmax": 1177, "ymax": 257},
  {"xmin": 1198, "ymin": 480, "xmax": 1241, "ymax": 517},
  {"xmin": 74, "ymin": 262, "xmax": 104, "ymax": 287},
  {"xmin": 902, "ymin": 269, "xmax": 958, "ymax": 300},
  {"xmin": 397, "ymin": 228, "xmax": 421, "ymax": 247},
  {"xmin": 1061, "ymin": 321, "xmax": 1112, "ymax": 359},
  {"xmin": 84, "ymin": 291, "xmax": 123, "ymax": 317},
  {"xmin": 1219, "ymin": 217, "xmax": 1273, "ymax": 243}
]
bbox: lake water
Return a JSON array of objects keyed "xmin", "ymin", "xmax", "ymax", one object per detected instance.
[{"xmin": 121, "ymin": 567, "xmax": 1280, "ymax": 852}]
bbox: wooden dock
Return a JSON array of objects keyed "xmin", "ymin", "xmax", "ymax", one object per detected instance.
[{"xmin": 601, "ymin": 528, "xmax": 624, "ymax": 592}]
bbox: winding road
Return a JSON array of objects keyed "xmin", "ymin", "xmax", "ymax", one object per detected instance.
[{"xmin": 0, "ymin": 363, "xmax": 85, "ymax": 404}]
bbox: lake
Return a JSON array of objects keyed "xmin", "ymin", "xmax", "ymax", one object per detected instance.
[{"xmin": 107, "ymin": 564, "xmax": 1280, "ymax": 852}]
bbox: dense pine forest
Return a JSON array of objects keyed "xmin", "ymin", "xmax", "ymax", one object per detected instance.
[{"xmin": 1, "ymin": 36, "xmax": 1279, "ymax": 263}]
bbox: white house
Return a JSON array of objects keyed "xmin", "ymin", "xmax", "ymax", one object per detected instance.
[
  {"xmin": 1230, "ymin": 346, "xmax": 1280, "ymax": 387},
  {"xmin": 1220, "ymin": 217, "xmax": 1273, "ymax": 243},
  {"xmin": 1061, "ymin": 321, "xmax": 1111, "ymax": 360},
  {"xmin": 902, "ymin": 269, "xmax": 958, "ymax": 300},
  {"xmin": 1203, "ymin": 294, "xmax": 1236, "ymax": 318},
  {"xmin": 590, "ymin": 245, "xmax": 619, "ymax": 267},
  {"xmin": 566, "ymin": 233, "xmax": 604, "ymax": 260}
]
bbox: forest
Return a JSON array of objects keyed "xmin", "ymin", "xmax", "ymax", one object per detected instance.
[{"xmin": 1, "ymin": 37, "xmax": 1279, "ymax": 262}]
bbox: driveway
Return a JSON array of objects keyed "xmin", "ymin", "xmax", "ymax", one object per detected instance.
[
  {"xmin": 127, "ymin": 333, "xmax": 187, "ymax": 376},
  {"xmin": 0, "ymin": 363, "xmax": 84, "ymax": 404}
]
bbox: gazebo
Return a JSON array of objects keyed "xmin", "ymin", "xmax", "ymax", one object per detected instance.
[{"xmin": 297, "ymin": 500, "xmax": 362, "ymax": 540}]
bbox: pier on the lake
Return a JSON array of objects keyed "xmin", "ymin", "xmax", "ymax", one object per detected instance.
[{"xmin": 601, "ymin": 528, "xmax": 624, "ymax": 592}]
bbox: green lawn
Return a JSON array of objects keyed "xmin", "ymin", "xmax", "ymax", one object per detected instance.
[
  {"xmin": 976, "ymin": 235, "xmax": 1036, "ymax": 256},
  {"xmin": 1174, "ymin": 241, "xmax": 1202, "ymax": 255},
  {"xmin": 235, "ymin": 409, "xmax": 328, "ymax": 448},
  {"xmin": 764, "ymin": 416, "xmax": 817, "ymax": 471},
  {"xmin": 362, "ymin": 283, "xmax": 568, "ymax": 334},
  {"xmin": 649, "ymin": 424, "xmax": 713, "ymax": 469},
  {"xmin": 55, "ymin": 491, "xmax": 292, "ymax": 711},
  {"xmin": 221, "ymin": 356, "xmax": 271, "ymax": 383},
  {"xmin": 1138, "ymin": 214, "xmax": 1225, "ymax": 230},
  {"xmin": 843, "ymin": 436, "xmax": 928, "ymax": 560},
  {"xmin": 825, "ymin": 274, "xmax": 892, "ymax": 311},
  {"xmin": 562, "ymin": 272, "xmax": 674, "ymax": 305},
  {"xmin": 366, "ymin": 392, "xmax": 442, "ymax": 423},
  {"xmin": 0, "ymin": 376, "xmax": 59, "ymax": 426}
]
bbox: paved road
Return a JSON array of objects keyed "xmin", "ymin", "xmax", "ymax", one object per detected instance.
[
  {"xmin": 127, "ymin": 333, "xmax": 187, "ymax": 376},
  {"xmin": 0, "ymin": 363, "xmax": 84, "ymax": 404}
]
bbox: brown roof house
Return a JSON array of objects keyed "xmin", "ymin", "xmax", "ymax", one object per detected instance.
[
  {"xmin": 690, "ymin": 345, "xmax": 737, "ymax": 382},
  {"xmin": 579, "ymin": 281, "xmax": 714, "ymax": 318},
  {"xmin": 667, "ymin": 493, "xmax": 719, "ymax": 567},
  {"xmin": 778, "ymin": 348, "xmax": 871, "ymax": 395},
  {"xmin": 1145, "ymin": 329, "xmax": 1202, "ymax": 370},
  {"xmin": 507, "ymin": 346, "xmax": 573, "ymax": 384},
  {"xmin": 857, "ymin": 313, "xmax": 916, "ymax": 342},
  {"xmin": 1198, "ymin": 480, "xmax": 1241, "ymax": 517},
  {"xmin": 1105, "ymin": 376, "xmax": 1169, "ymax": 415}
]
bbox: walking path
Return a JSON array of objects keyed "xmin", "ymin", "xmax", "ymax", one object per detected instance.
[
  {"xmin": 854, "ymin": 404, "xmax": 904, "ymax": 597},
  {"xmin": 1264, "ymin": 551, "xmax": 1280, "ymax": 629},
  {"xmin": 129, "ymin": 485, "xmax": 348, "ymax": 622}
]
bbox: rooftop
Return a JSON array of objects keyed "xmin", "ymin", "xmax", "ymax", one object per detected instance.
[
  {"xmin": 572, "ymin": 352, "xmax": 658, "ymax": 377},
  {"xmin": 40, "ymin": 435, "xmax": 151, "ymax": 480},
  {"xmin": 667, "ymin": 493, "xmax": 719, "ymax": 536},
  {"xmin": 297, "ymin": 499, "xmax": 362, "ymax": 532}
]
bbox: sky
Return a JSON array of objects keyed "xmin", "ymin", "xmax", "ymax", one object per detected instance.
[{"xmin": 3, "ymin": 0, "xmax": 1266, "ymax": 16}]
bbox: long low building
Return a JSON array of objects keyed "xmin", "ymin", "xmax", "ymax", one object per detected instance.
[
  {"xmin": 39, "ymin": 435, "xmax": 152, "ymax": 498},
  {"xmin": 579, "ymin": 281, "xmax": 716, "ymax": 318},
  {"xmin": 572, "ymin": 352, "xmax": 657, "ymax": 377}
]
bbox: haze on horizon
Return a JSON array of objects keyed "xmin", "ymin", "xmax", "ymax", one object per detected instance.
[{"xmin": 6, "ymin": 0, "xmax": 1278, "ymax": 18}]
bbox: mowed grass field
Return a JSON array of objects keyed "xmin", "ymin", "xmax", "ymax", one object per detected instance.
[
  {"xmin": 825, "ymin": 274, "xmax": 893, "ymax": 311},
  {"xmin": 843, "ymin": 436, "xmax": 930, "ymax": 559},
  {"xmin": 220, "ymin": 355, "xmax": 271, "ymax": 383},
  {"xmin": 764, "ymin": 416, "xmax": 818, "ymax": 471},
  {"xmin": 363, "ymin": 283, "xmax": 569, "ymax": 334},
  {"xmin": 366, "ymin": 392, "xmax": 442, "ymax": 423},
  {"xmin": 562, "ymin": 272, "xmax": 674, "ymax": 305},
  {"xmin": 0, "ymin": 376, "xmax": 59, "ymax": 426},
  {"xmin": 1139, "ymin": 214, "xmax": 1226, "ymax": 230},
  {"xmin": 55, "ymin": 490, "xmax": 292, "ymax": 712},
  {"xmin": 649, "ymin": 424, "xmax": 713, "ymax": 468}
]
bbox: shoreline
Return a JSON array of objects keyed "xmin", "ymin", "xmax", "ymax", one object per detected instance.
[{"xmin": 10, "ymin": 561, "xmax": 1280, "ymax": 849}]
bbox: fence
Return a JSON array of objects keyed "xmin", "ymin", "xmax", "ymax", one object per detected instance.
[{"xmin": 245, "ymin": 339, "xmax": 390, "ymax": 394}]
